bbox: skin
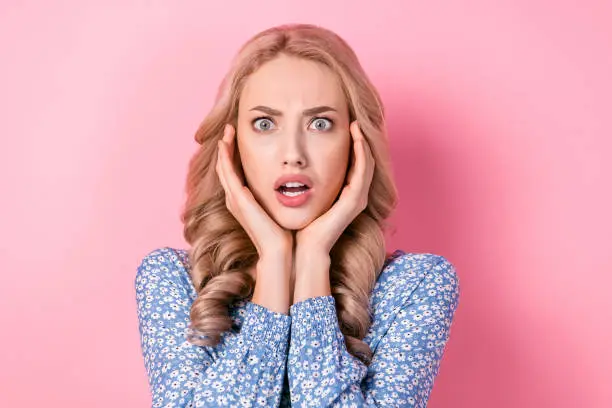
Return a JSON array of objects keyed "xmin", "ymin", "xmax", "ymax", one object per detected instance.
[
  {"xmin": 216, "ymin": 54, "xmax": 375, "ymax": 312},
  {"xmin": 236, "ymin": 54, "xmax": 352, "ymax": 231}
]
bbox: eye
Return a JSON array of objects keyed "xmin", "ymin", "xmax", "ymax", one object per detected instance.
[
  {"xmin": 252, "ymin": 117, "xmax": 275, "ymax": 132},
  {"xmin": 309, "ymin": 117, "xmax": 334, "ymax": 132}
]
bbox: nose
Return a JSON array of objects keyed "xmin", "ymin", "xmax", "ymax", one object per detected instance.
[
  {"xmin": 281, "ymin": 131, "xmax": 307, "ymax": 168},
  {"xmin": 282, "ymin": 156, "xmax": 306, "ymax": 167}
]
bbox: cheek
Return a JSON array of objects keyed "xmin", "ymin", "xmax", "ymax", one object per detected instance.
[
  {"xmin": 319, "ymin": 142, "xmax": 351, "ymax": 190},
  {"xmin": 236, "ymin": 141, "xmax": 269, "ymax": 191}
]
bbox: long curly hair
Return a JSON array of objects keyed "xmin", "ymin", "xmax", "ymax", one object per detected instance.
[{"xmin": 180, "ymin": 23, "xmax": 398, "ymax": 365}]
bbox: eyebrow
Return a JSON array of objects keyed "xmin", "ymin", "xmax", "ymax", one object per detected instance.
[{"xmin": 249, "ymin": 105, "xmax": 337, "ymax": 116}]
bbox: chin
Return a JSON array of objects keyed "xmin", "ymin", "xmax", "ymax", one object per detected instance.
[
  {"xmin": 278, "ymin": 217, "xmax": 310, "ymax": 231},
  {"xmin": 274, "ymin": 210, "xmax": 315, "ymax": 231}
]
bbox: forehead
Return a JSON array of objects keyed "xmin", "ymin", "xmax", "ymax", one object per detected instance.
[{"xmin": 239, "ymin": 55, "xmax": 346, "ymax": 111}]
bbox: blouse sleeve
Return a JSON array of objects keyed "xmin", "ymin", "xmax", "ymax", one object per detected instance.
[
  {"xmin": 135, "ymin": 248, "xmax": 291, "ymax": 407},
  {"xmin": 286, "ymin": 255, "xmax": 460, "ymax": 407}
]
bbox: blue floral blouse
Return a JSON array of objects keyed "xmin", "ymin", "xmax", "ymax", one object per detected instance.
[{"xmin": 135, "ymin": 247, "xmax": 460, "ymax": 407}]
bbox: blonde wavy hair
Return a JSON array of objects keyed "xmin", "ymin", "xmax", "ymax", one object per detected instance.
[{"xmin": 181, "ymin": 23, "xmax": 398, "ymax": 365}]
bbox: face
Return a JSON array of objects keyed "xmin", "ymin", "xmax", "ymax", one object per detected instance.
[{"xmin": 236, "ymin": 54, "xmax": 351, "ymax": 230}]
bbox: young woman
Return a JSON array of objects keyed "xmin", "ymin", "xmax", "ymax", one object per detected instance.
[{"xmin": 135, "ymin": 23, "xmax": 460, "ymax": 407}]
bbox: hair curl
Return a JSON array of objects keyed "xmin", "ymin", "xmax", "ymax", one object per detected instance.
[{"xmin": 180, "ymin": 23, "xmax": 397, "ymax": 365}]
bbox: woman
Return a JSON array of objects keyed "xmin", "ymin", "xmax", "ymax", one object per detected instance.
[{"xmin": 135, "ymin": 23, "xmax": 460, "ymax": 407}]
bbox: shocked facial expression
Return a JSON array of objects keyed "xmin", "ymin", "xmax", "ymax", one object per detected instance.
[{"xmin": 236, "ymin": 54, "xmax": 351, "ymax": 230}]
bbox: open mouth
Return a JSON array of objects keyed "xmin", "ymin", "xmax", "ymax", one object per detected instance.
[
  {"xmin": 275, "ymin": 181, "xmax": 313, "ymax": 207},
  {"xmin": 276, "ymin": 182, "xmax": 310, "ymax": 197},
  {"xmin": 273, "ymin": 175, "xmax": 313, "ymax": 207}
]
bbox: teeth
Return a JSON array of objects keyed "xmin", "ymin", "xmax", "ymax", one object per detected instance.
[
  {"xmin": 283, "ymin": 182, "xmax": 305, "ymax": 188},
  {"xmin": 281, "ymin": 190, "xmax": 307, "ymax": 197}
]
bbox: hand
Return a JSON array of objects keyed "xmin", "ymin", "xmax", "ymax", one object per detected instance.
[
  {"xmin": 295, "ymin": 120, "xmax": 375, "ymax": 255},
  {"xmin": 216, "ymin": 124, "xmax": 293, "ymax": 258}
]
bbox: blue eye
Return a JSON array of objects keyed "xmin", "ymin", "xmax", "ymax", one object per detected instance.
[
  {"xmin": 309, "ymin": 117, "xmax": 334, "ymax": 131},
  {"xmin": 252, "ymin": 116, "xmax": 334, "ymax": 132},
  {"xmin": 253, "ymin": 117, "xmax": 275, "ymax": 132}
]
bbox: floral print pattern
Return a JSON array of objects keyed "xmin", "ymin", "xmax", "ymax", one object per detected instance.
[{"xmin": 135, "ymin": 247, "xmax": 460, "ymax": 407}]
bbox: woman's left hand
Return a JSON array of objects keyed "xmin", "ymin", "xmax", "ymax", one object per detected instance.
[{"xmin": 295, "ymin": 120, "xmax": 376, "ymax": 255}]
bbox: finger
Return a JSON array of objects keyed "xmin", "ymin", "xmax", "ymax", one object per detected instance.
[
  {"xmin": 222, "ymin": 124, "xmax": 236, "ymax": 161},
  {"xmin": 352, "ymin": 121, "xmax": 375, "ymax": 178},
  {"xmin": 216, "ymin": 141, "xmax": 230, "ymax": 196},
  {"xmin": 350, "ymin": 120, "xmax": 364, "ymax": 141},
  {"xmin": 348, "ymin": 122, "xmax": 375, "ymax": 214},
  {"xmin": 218, "ymin": 136, "xmax": 246, "ymax": 202},
  {"xmin": 348, "ymin": 121, "xmax": 366, "ymax": 186},
  {"xmin": 218, "ymin": 124, "xmax": 237, "ymax": 186},
  {"xmin": 224, "ymin": 124, "xmax": 244, "ymax": 182},
  {"xmin": 360, "ymin": 133, "xmax": 375, "ymax": 184}
]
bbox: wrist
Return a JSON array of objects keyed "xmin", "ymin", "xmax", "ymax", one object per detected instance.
[
  {"xmin": 259, "ymin": 240, "xmax": 293, "ymax": 261},
  {"xmin": 296, "ymin": 240, "xmax": 331, "ymax": 257},
  {"xmin": 293, "ymin": 251, "xmax": 331, "ymax": 303}
]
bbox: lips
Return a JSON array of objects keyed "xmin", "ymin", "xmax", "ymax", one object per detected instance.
[
  {"xmin": 275, "ymin": 188, "xmax": 311, "ymax": 207},
  {"xmin": 274, "ymin": 174, "xmax": 313, "ymax": 191}
]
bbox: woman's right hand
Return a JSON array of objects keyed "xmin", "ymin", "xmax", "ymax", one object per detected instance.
[
  {"xmin": 217, "ymin": 124, "xmax": 293, "ymax": 313},
  {"xmin": 216, "ymin": 123, "xmax": 293, "ymax": 261}
]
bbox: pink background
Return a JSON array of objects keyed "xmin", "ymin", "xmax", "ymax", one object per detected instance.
[{"xmin": 1, "ymin": 1, "xmax": 610, "ymax": 407}]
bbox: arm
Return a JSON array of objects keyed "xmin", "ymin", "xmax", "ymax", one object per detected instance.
[
  {"xmin": 287, "ymin": 256, "xmax": 460, "ymax": 407},
  {"xmin": 135, "ymin": 248, "xmax": 291, "ymax": 407}
]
